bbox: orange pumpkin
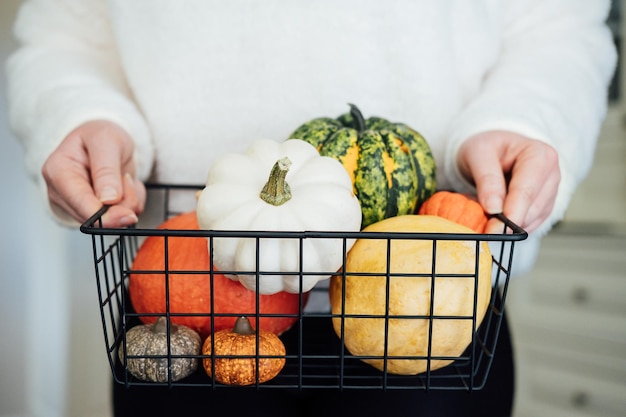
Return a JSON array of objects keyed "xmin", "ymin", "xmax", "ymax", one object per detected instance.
[
  {"xmin": 128, "ymin": 212, "xmax": 307, "ymax": 338},
  {"xmin": 418, "ymin": 191, "xmax": 488, "ymax": 233},
  {"xmin": 203, "ymin": 316, "xmax": 286, "ymax": 385}
]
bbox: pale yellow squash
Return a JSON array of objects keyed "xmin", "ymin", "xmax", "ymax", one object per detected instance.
[{"xmin": 329, "ymin": 215, "xmax": 492, "ymax": 375}]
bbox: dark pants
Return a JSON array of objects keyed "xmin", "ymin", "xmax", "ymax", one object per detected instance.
[{"xmin": 113, "ymin": 311, "xmax": 514, "ymax": 417}]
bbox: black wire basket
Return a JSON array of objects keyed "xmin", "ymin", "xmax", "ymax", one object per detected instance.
[{"xmin": 80, "ymin": 183, "xmax": 527, "ymax": 391}]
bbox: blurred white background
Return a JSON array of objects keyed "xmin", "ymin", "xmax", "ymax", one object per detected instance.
[
  {"xmin": 0, "ymin": 1, "xmax": 624, "ymax": 417},
  {"xmin": 0, "ymin": 1, "xmax": 112, "ymax": 416}
]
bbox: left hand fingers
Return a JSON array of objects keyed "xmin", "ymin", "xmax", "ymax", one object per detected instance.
[
  {"xmin": 501, "ymin": 143, "xmax": 560, "ymax": 233},
  {"xmin": 459, "ymin": 131, "xmax": 561, "ymax": 234}
]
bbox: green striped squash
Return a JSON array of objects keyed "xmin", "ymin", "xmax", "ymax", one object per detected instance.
[{"xmin": 289, "ymin": 104, "xmax": 436, "ymax": 228}]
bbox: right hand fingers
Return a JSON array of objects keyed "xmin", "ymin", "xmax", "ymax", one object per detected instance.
[
  {"xmin": 86, "ymin": 122, "xmax": 135, "ymax": 205},
  {"xmin": 98, "ymin": 174, "xmax": 146, "ymax": 227},
  {"xmin": 42, "ymin": 121, "xmax": 146, "ymax": 227},
  {"xmin": 45, "ymin": 157, "xmax": 145, "ymax": 227}
]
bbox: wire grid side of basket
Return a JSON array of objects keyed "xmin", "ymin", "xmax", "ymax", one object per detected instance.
[{"xmin": 80, "ymin": 184, "xmax": 526, "ymax": 390}]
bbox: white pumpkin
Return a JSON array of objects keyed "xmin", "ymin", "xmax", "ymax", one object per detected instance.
[{"xmin": 196, "ymin": 139, "xmax": 362, "ymax": 295}]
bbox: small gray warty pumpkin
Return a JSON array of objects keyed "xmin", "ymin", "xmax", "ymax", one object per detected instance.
[{"xmin": 119, "ymin": 316, "xmax": 201, "ymax": 382}]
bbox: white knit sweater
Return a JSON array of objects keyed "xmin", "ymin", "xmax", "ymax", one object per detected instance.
[{"xmin": 6, "ymin": 0, "xmax": 617, "ymax": 275}]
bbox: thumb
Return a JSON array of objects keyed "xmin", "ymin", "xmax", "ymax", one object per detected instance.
[
  {"xmin": 458, "ymin": 139, "xmax": 507, "ymax": 215},
  {"xmin": 84, "ymin": 131, "xmax": 130, "ymax": 205}
]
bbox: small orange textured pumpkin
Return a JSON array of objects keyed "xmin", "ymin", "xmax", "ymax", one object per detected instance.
[
  {"xmin": 128, "ymin": 212, "xmax": 307, "ymax": 338},
  {"xmin": 418, "ymin": 191, "xmax": 488, "ymax": 233},
  {"xmin": 202, "ymin": 316, "xmax": 286, "ymax": 385}
]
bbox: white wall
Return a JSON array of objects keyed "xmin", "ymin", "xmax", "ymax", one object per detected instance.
[{"xmin": 0, "ymin": 1, "xmax": 112, "ymax": 416}]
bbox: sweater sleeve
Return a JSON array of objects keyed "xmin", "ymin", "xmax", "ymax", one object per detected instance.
[
  {"xmin": 6, "ymin": 0, "xmax": 154, "ymax": 218},
  {"xmin": 444, "ymin": 0, "xmax": 617, "ymax": 237}
]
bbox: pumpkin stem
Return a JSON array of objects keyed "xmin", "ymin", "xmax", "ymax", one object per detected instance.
[
  {"xmin": 348, "ymin": 103, "xmax": 366, "ymax": 132},
  {"xmin": 152, "ymin": 316, "xmax": 177, "ymax": 334},
  {"xmin": 260, "ymin": 157, "xmax": 292, "ymax": 206},
  {"xmin": 233, "ymin": 316, "xmax": 255, "ymax": 335}
]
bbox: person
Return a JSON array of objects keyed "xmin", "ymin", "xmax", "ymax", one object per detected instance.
[{"xmin": 6, "ymin": 0, "xmax": 616, "ymax": 416}]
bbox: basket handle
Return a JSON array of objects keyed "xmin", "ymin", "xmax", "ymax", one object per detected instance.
[{"xmin": 79, "ymin": 204, "xmax": 111, "ymax": 233}]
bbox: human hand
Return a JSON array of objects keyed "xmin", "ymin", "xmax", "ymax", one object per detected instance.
[
  {"xmin": 42, "ymin": 120, "xmax": 146, "ymax": 228},
  {"xmin": 456, "ymin": 130, "xmax": 561, "ymax": 234}
]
